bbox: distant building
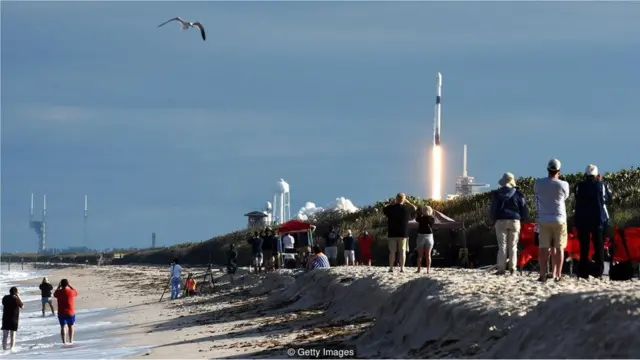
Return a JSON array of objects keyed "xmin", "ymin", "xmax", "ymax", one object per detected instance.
[{"xmin": 244, "ymin": 211, "xmax": 269, "ymax": 230}]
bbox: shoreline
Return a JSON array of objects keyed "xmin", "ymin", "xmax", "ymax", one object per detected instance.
[{"xmin": 5, "ymin": 264, "xmax": 640, "ymax": 358}]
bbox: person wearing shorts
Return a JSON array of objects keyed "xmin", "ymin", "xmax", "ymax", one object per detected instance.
[
  {"xmin": 261, "ymin": 228, "xmax": 276, "ymax": 272},
  {"xmin": 54, "ymin": 279, "xmax": 78, "ymax": 345},
  {"xmin": 248, "ymin": 232, "xmax": 264, "ymax": 274},
  {"xmin": 415, "ymin": 206, "xmax": 436, "ymax": 274},
  {"xmin": 534, "ymin": 159, "xmax": 570, "ymax": 282},
  {"xmin": 2, "ymin": 287, "xmax": 24, "ymax": 351},
  {"xmin": 342, "ymin": 230, "xmax": 356, "ymax": 266},
  {"xmin": 39, "ymin": 277, "xmax": 55, "ymax": 317},
  {"xmin": 323, "ymin": 227, "xmax": 341, "ymax": 266},
  {"xmin": 383, "ymin": 193, "xmax": 417, "ymax": 273}
]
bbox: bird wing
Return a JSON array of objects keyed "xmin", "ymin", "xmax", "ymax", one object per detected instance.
[
  {"xmin": 192, "ymin": 22, "xmax": 206, "ymax": 41},
  {"xmin": 157, "ymin": 17, "xmax": 183, "ymax": 27}
]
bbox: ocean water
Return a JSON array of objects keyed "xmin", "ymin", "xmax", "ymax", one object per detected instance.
[{"xmin": 0, "ymin": 266, "xmax": 148, "ymax": 359}]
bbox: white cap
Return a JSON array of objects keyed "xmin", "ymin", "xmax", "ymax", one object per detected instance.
[
  {"xmin": 585, "ymin": 164, "xmax": 599, "ymax": 176},
  {"xmin": 422, "ymin": 205, "xmax": 434, "ymax": 216},
  {"xmin": 547, "ymin": 159, "xmax": 561, "ymax": 171},
  {"xmin": 498, "ymin": 172, "xmax": 516, "ymax": 188}
]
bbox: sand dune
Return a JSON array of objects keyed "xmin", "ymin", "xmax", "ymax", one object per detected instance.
[
  {"xmin": 27, "ymin": 265, "xmax": 639, "ymax": 358},
  {"xmin": 256, "ymin": 267, "xmax": 640, "ymax": 358}
]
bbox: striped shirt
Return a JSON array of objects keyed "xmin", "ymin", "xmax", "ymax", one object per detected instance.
[{"xmin": 311, "ymin": 254, "xmax": 330, "ymax": 269}]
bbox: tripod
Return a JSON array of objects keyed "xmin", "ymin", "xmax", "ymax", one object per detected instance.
[{"xmin": 197, "ymin": 264, "xmax": 215, "ymax": 294}]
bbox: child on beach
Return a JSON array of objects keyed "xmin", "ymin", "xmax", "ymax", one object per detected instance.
[
  {"xmin": 39, "ymin": 277, "xmax": 55, "ymax": 317},
  {"xmin": 185, "ymin": 274, "xmax": 198, "ymax": 296},
  {"xmin": 53, "ymin": 279, "xmax": 78, "ymax": 345},
  {"xmin": 2, "ymin": 287, "xmax": 24, "ymax": 351}
]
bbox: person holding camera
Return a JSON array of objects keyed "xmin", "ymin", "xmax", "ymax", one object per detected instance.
[
  {"xmin": 2, "ymin": 287, "xmax": 24, "ymax": 351},
  {"xmin": 490, "ymin": 172, "xmax": 529, "ymax": 275},
  {"xmin": 39, "ymin": 277, "xmax": 55, "ymax": 317},
  {"xmin": 574, "ymin": 164, "xmax": 611, "ymax": 279},
  {"xmin": 53, "ymin": 279, "xmax": 78, "ymax": 345},
  {"xmin": 383, "ymin": 193, "xmax": 417, "ymax": 273}
]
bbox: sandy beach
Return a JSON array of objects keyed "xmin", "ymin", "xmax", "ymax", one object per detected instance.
[{"xmin": 15, "ymin": 265, "xmax": 640, "ymax": 359}]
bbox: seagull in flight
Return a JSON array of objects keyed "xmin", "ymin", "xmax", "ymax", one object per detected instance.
[{"xmin": 158, "ymin": 17, "xmax": 206, "ymax": 41}]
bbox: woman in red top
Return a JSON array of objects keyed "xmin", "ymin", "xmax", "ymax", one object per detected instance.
[
  {"xmin": 53, "ymin": 279, "xmax": 78, "ymax": 345},
  {"xmin": 357, "ymin": 231, "xmax": 375, "ymax": 266}
]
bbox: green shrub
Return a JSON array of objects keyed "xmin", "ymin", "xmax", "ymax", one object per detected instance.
[{"xmin": 24, "ymin": 167, "xmax": 640, "ymax": 266}]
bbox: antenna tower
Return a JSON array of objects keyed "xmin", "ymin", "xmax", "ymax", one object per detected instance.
[{"xmin": 84, "ymin": 195, "xmax": 88, "ymax": 248}]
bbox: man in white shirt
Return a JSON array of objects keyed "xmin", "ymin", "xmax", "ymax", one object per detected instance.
[
  {"xmin": 282, "ymin": 233, "xmax": 295, "ymax": 251},
  {"xmin": 533, "ymin": 159, "xmax": 570, "ymax": 282}
]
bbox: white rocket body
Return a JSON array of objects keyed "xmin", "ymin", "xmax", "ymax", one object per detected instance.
[{"xmin": 434, "ymin": 72, "xmax": 442, "ymax": 146}]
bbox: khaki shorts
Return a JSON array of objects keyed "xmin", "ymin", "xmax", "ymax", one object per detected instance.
[
  {"xmin": 538, "ymin": 222, "xmax": 568, "ymax": 249},
  {"xmin": 388, "ymin": 237, "xmax": 408, "ymax": 253}
]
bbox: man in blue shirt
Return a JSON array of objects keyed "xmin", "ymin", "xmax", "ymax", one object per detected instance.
[
  {"xmin": 573, "ymin": 164, "xmax": 611, "ymax": 279},
  {"xmin": 342, "ymin": 230, "xmax": 357, "ymax": 266},
  {"xmin": 323, "ymin": 227, "xmax": 341, "ymax": 266},
  {"xmin": 490, "ymin": 172, "xmax": 529, "ymax": 275}
]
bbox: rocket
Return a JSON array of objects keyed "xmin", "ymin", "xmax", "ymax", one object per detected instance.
[
  {"xmin": 433, "ymin": 72, "xmax": 442, "ymax": 146},
  {"xmin": 84, "ymin": 195, "xmax": 88, "ymax": 218}
]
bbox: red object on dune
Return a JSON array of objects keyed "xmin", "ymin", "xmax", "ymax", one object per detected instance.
[{"xmin": 277, "ymin": 219, "xmax": 313, "ymax": 233}]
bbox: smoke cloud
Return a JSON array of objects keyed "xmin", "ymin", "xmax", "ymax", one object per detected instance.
[{"xmin": 296, "ymin": 197, "xmax": 359, "ymax": 221}]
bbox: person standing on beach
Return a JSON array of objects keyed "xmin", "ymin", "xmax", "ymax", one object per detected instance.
[
  {"xmin": 323, "ymin": 226, "xmax": 341, "ymax": 266},
  {"xmin": 39, "ymin": 277, "xmax": 55, "ymax": 317},
  {"xmin": 342, "ymin": 230, "xmax": 356, "ymax": 266},
  {"xmin": 227, "ymin": 245, "xmax": 238, "ymax": 280},
  {"xmin": 357, "ymin": 230, "xmax": 374, "ymax": 266},
  {"xmin": 383, "ymin": 193, "xmax": 417, "ymax": 273},
  {"xmin": 261, "ymin": 228, "xmax": 276, "ymax": 272},
  {"xmin": 2, "ymin": 287, "xmax": 24, "ymax": 351},
  {"xmin": 573, "ymin": 164, "xmax": 611, "ymax": 279},
  {"xmin": 490, "ymin": 172, "xmax": 529, "ymax": 275},
  {"xmin": 534, "ymin": 159, "xmax": 570, "ymax": 282},
  {"xmin": 169, "ymin": 259, "xmax": 183, "ymax": 300},
  {"xmin": 53, "ymin": 279, "xmax": 78, "ymax": 345},
  {"xmin": 415, "ymin": 206, "xmax": 436, "ymax": 274},
  {"xmin": 248, "ymin": 232, "xmax": 264, "ymax": 274}
]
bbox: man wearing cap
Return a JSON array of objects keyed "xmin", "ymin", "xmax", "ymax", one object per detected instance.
[
  {"xmin": 534, "ymin": 159, "xmax": 571, "ymax": 282},
  {"xmin": 490, "ymin": 172, "xmax": 529, "ymax": 275},
  {"xmin": 573, "ymin": 164, "xmax": 612, "ymax": 279}
]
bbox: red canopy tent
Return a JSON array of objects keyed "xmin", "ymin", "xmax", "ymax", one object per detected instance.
[{"xmin": 277, "ymin": 219, "xmax": 315, "ymax": 234}]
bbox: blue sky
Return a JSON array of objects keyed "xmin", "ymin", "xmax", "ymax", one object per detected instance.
[{"xmin": 2, "ymin": 1, "xmax": 639, "ymax": 253}]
